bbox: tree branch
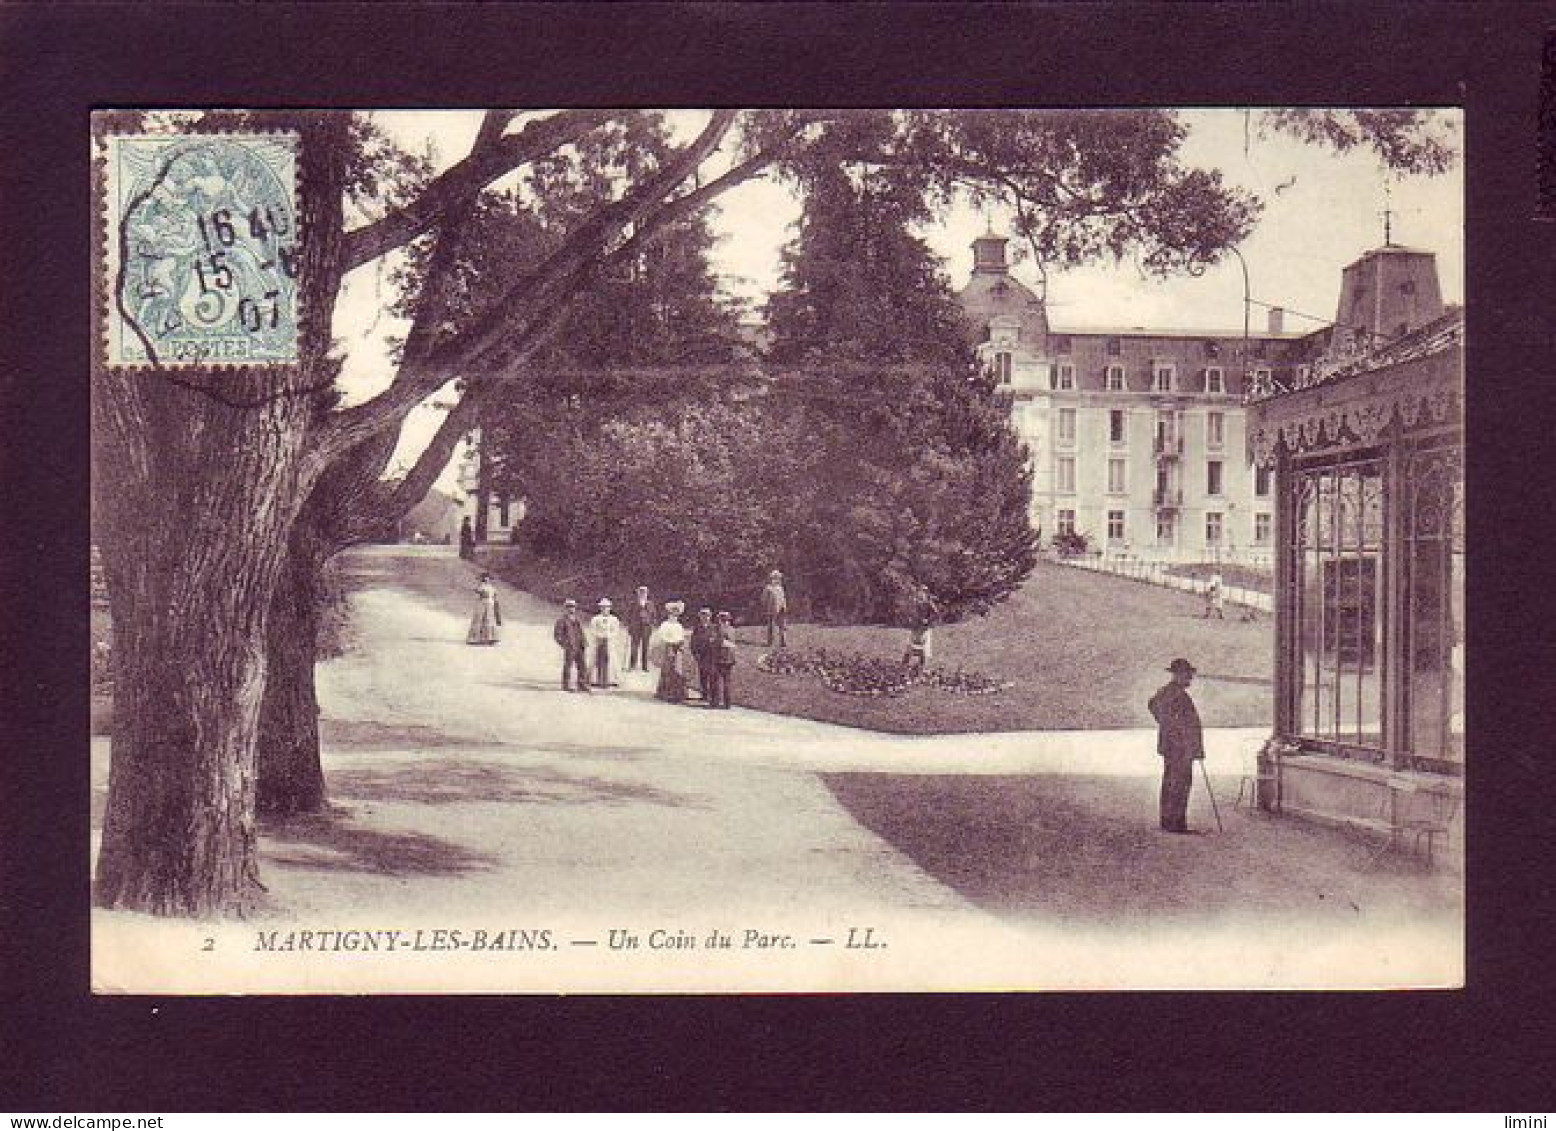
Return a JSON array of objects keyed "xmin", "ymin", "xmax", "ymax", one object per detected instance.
[
  {"xmin": 320, "ymin": 111, "xmax": 741, "ymax": 459},
  {"xmin": 385, "ymin": 387, "xmax": 484, "ymax": 519},
  {"xmin": 339, "ymin": 109, "xmax": 617, "ymax": 271},
  {"xmin": 603, "ymin": 135, "xmax": 797, "ymax": 266}
]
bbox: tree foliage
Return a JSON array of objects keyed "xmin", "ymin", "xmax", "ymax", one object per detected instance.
[
  {"xmin": 90, "ymin": 107, "xmax": 1460, "ymax": 916},
  {"xmin": 1260, "ymin": 109, "xmax": 1459, "ymax": 176}
]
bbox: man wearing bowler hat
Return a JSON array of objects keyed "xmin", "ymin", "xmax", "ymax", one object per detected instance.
[
  {"xmin": 1148, "ymin": 657, "xmax": 1204, "ymax": 833},
  {"xmin": 553, "ymin": 598, "xmax": 591, "ymax": 694}
]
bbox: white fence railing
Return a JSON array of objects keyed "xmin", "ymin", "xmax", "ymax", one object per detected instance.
[{"xmin": 1056, "ymin": 552, "xmax": 1274, "ymax": 613}]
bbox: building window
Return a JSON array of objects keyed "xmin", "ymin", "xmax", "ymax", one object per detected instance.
[
  {"xmin": 1253, "ymin": 339, "xmax": 1268, "ymax": 360},
  {"xmin": 994, "ymin": 352, "xmax": 1012, "ymax": 384},
  {"xmin": 1057, "ymin": 408, "xmax": 1076, "ymax": 446},
  {"xmin": 1109, "ymin": 409, "xmax": 1126, "ymax": 444},
  {"xmin": 1053, "ymin": 363, "xmax": 1076, "ymax": 390},
  {"xmin": 1057, "ymin": 508, "xmax": 1076, "ymax": 536},
  {"xmin": 498, "ymin": 492, "xmax": 512, "ymax": 528},
  {"xmin": 1156, "ymin": 513, "xmax": 1175, "ymax": 543},
  {"xmin": 1205, "ymin": 511, "xmax": 1223, "ymax": 545},
  {"xmin": 1290, "ymin": 460, "xmax": 1387, "ymax": 753},
  {"xmin": 1107, "ymin": 458, "xmax": 1127, "ymax": 494},
  {"xmin": 1205, "ymin": 366, "xmax": 1225, "ymax": 394},
  {"xmin": 1106, "ymin": 337, "xmax": 1122, "ymax": 356},
  {"xmin": 1153, "ymin": 364, "xmax": 1175, "ymax": 392},
  {"xmin": 1052, "ymin": 334, "xmax": 1072, "ymax": 353},
  {"xmin": 1104, "ymin": 364, "xmax": 1126, "ymax": 391},
  {"xmin": 1255, "ymin": 463, "xmax": 1272, "ymax": 497},
  {"xmin": 1207, "ymin": 459, "xmax": 1224, "ymax": 496},
  {"xmin": 1254, "ymin": 512, "xmax": 1272, "ymax": 544},
  {"xmin": 1204, "ymin": 340, "xmax": 1222, "ymax": 359},
  {"xmin": 1207, "ymin": 411, "xmax": 1224, "ymax": 449},
  {"xmin": 1107, "ymin": 509, "xmax": 1125, "ymax": 542},
  {"xmin": 1056, "ymin": 456, "xmax": 1076, "ymax": 493}
]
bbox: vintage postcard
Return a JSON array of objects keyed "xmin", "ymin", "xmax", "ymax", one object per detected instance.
[{"xmin": 89, "ymin": 107, "xmax": 1464, "ymax": 994}]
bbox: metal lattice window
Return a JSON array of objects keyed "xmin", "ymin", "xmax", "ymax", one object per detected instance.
[
  {"xmin": 1402, "ymin": 442, "xmax": 1464, "ymax": 770},
  {"xmin": 1291, "ymin": 458, "xmax": 1386, "ymax": 756}
]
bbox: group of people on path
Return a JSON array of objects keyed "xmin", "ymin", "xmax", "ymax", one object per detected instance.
[
  {"xmin": 551, "ymin": 588, "xmax": 739, "ymax": 708},
  {"xmin": 467, "ymin": 553, "xmax": 1213, "ymax": 835},
  {"xmin": 465, "ymin": 570, "xmax": 744, "ymax": 708}
]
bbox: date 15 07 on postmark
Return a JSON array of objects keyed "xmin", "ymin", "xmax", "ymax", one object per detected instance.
[{"xmin": 101, "ymin": 131, "xmax": 301, "ymax": 367}]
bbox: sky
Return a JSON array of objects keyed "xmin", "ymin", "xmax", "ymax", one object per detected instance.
[{"xmin": 332, "ymin": 109, "xmax": 1463, "ymax": 492}]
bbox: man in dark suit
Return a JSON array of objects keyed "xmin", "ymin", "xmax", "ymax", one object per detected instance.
[
  {"xmin": 553, "ymin": 598, "xmax": 591, "ymax": 693},
  {"xmin": 706, "ymin": 611, "xmax": 737, "ymax": 709},
  {"xmin": 625, "ymin": 585, "xmax": 657, "ymax": 672},
  {"xmin": 1148, "ymin": 657, "xmax": 1203, "ymax": 833},
  {"xmin": 689, "ymin": 607, "xmax": 717, "ymax": 702}
]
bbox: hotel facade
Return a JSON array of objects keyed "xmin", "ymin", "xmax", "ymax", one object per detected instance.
[{"xmin": 957, "ymin": 231, "xmax": 1307, "ymax": 564}]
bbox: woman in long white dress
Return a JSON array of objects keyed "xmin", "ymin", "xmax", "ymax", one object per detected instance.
[
  {"xmin": 649, "ymin": 600, "xmax": 689, "ymax": 703},
  {"xmin": 466, "ymin": 573, "xmax": 502, "ymax": 645}
]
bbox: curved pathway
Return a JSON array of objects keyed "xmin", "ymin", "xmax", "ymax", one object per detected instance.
[{"xmin": 92, "ymin": 545, "xmax": 1460, "ymax": 993}]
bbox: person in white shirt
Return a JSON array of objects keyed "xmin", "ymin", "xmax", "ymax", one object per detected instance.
[{"xmin": 588, "ymin": 597, "xmax": 624, "ymax": 688}]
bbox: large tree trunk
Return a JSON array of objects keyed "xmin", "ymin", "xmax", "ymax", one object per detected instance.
[
  {"xmin": 92, "ymin": 112, "xmax": 347, "ymax": 917},
  {"xmin": 255, "ymin": 536, "xmax": 330, "ymax": 817},
  {"xmin": 92, "ymin": 396, "xmax": 314, "ymax": 917}
]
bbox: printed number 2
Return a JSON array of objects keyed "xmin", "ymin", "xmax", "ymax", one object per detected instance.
[{"xmin": 202, "ymin": 937, "xmax": 215, "ymax": 952}]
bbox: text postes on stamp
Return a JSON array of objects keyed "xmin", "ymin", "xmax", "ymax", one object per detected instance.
[{"xmin": 102, "ymin": 131, "xmax": 301, "ymax": 368}]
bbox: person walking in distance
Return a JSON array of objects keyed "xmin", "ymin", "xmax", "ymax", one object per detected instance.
[
  {"xmin": 625, "ymin": 585, "xmax": 657, "ymax": 672},
  {"xmin": 902, "ymin": 584, "xmax": 938, "ymax": 676},
  {"xmin": 458, "ymin": 516, "xmax": 476, "ymax": 561},
  {"xmin": 650, "ymin": 601, "xmax": 689, "ymax": 703},
  {"xmin": 465, "ymin": 572, "xmax": 502, "ymax": 646},
  {"xmin": 761, "ymin": 570, "xmax": 788, "ymax": 649},
  {"xmin": 588, "ymin": 597, "xmax": 623, "ymax": 689},
  {"xmin": 689, "ymin": 607, "xmax": 716, "ymax": 702},
  {"xmin": 553, "ymin": 598, "xmax": 591, "ymax": 693},
  {"xmin": 1148, "ymin": 658, "xmax": 1204, "ymax": 833},
  {"xmin": 706, "ymin": 611, "xmax": 738, "ymax": 709},
  {"xmin": 1203, "ymin": 571, "xmax": 1226, "ymax": 619}
]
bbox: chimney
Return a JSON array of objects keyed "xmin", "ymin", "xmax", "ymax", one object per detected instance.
[{"xmin": 1267, "ymin": 306, "xmax": 1285, "ymax": 334}]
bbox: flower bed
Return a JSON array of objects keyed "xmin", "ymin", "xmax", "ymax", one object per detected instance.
[{"xmin": 756, "ymin": 646, "xmax": 1005, "ymax": 698}]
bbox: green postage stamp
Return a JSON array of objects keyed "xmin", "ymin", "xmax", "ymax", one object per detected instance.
[{"xmin": 99, "ymin": 128, "xmax": 300, "ymax": 367}]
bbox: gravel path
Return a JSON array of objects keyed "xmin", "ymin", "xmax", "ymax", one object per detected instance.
[{"xmin": 91, "ymin": 545, "xmax": 1461, "ymax": 993}]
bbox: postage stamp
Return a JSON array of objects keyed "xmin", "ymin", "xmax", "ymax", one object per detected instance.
[{"xmin": 99, "ymin": 130, "xmax": 301, "ymax": 368}]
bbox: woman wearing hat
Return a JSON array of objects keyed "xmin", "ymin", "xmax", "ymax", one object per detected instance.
[
  {"xmin": 1148, "ymin": 658, "xmax": 1205, "ymax": 833},
  {"xmin": 588, "ymin": 597, "xmax": 624, "ymax": 688},
  {"xmin": 649, "ymin": 600, "xmax": 689, "ymax": 703},
  {"xmin": 465, "ymin": 572, "xmax": 502, "ymax": 646}
]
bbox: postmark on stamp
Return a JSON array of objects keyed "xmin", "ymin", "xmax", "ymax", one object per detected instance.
[{"xmin": 100, "ymin": 130, "xmax": 301, "ymax": 368}]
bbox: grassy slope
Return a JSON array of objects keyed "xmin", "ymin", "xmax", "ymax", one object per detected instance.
[{"xmin": 728, "ymin": 559, "xmax": 1273, "ymax": 733}]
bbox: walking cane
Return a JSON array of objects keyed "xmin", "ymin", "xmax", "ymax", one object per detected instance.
[{"xmin": 1199, "ymin": 759, "xmax": 1224, "ymax": 833}]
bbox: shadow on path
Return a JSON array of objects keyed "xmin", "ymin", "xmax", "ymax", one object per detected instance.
[
  {"xmin": 328, "ymin": 757, "xmax": 699, "ymax": 809},
  {"xmin": 823, "ymin": 772, "xmax": 1460, "ymax": 929},
  {"xmin": 262, "ymin": 809, "xmax": 498, "ymax": 877},
  {"xmin": 321, "ymin": 718, "xmax": 492, "ymax": 751}
]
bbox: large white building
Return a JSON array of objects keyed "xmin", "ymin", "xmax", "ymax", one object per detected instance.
[{"xmin": 958, "ymin": 231, "xmax": 1311, "ymax": 564}]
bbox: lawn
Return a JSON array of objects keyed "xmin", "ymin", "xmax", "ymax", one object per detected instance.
[{"xmin": 726, "ymin": 559, "xmax": 1273, "ymax": 734}]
